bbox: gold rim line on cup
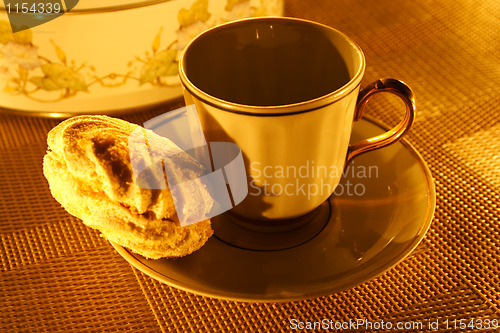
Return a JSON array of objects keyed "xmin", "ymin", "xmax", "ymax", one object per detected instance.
[{"xmin": 178, "ymin": 16, "xmax": 366, "ymax": 116}]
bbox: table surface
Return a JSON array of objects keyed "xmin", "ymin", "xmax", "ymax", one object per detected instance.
[{"xmin": 1, "ymin": 0, "xmax": 499, "ymax": 332}]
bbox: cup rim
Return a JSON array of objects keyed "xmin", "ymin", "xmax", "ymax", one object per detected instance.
[{"xmin": 179, "ymin": 16, "xmax": 366, "ymax": 116}]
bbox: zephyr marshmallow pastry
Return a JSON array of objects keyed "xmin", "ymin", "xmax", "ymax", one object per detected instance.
[{"xmin": 43, "ymin": 115, "xmax": 214, "ymax": 259}]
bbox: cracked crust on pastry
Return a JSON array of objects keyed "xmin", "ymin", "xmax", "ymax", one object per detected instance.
[{"xmin": 43, "ymin": 115, "xmax": 213, "ymax": 259}]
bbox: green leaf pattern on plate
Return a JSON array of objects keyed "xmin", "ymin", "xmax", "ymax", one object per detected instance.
[
  {"xmin": 178, "ymin": 0, "xmax": 211, "ymax": 27},
  {"xmin": 139, "ymin": 49, "xmax": 178, "ymax": 85},
  {"xmin": 30, "ymin": 63, "xmax": 87, "ymax": 92}
]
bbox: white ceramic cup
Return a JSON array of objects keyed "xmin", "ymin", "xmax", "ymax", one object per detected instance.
[{"xmin": 179, "ymin": 17, "xmax": 416, "ymax": 221}]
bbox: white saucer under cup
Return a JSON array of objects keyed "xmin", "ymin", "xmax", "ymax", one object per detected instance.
[{"xmin": 112, "ymin": 116, "xmax": 435, "ymax": 302}]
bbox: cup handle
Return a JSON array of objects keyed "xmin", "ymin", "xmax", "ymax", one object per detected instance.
[{"xmin": 346, "ymin": 78, "xmax": 416, "ymax": 163}]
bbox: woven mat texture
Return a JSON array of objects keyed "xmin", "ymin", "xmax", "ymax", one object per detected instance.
[{"xmin": 1, "ymin": 0, "xmax": 499, "ymax": 332}]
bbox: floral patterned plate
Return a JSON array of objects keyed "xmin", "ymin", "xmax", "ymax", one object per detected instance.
[{"xmin": 0, "ymin": 0, "xmax": 284, "ymax": 117}]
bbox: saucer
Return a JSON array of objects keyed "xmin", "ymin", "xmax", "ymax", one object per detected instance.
[{"xmin": 111, "ymin": 116, "xmax": 435, "ymax": 302}]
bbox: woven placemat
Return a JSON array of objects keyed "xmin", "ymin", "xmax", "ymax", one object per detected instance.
[{"xmin": 1, "ymin": 0, "xmax": 499, "ymax": 332}]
